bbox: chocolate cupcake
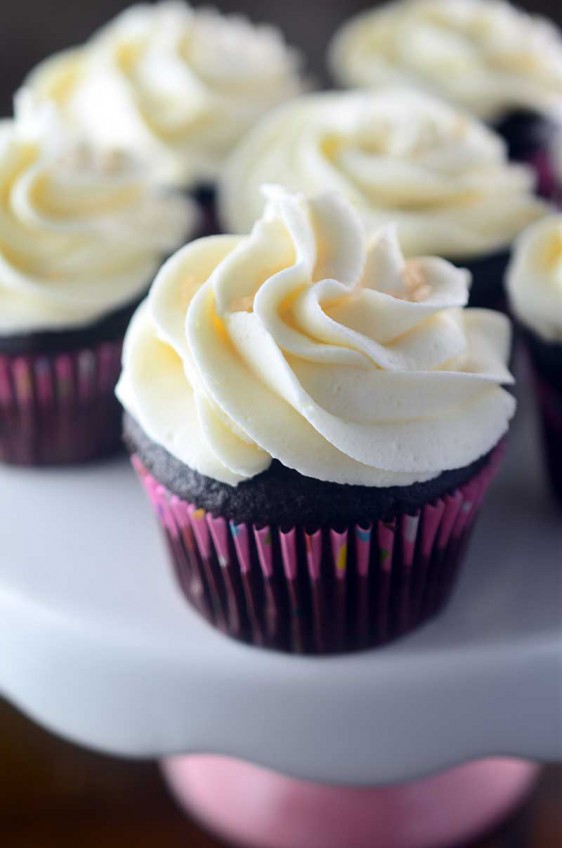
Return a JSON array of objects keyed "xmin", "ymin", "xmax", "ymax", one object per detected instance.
[
  {"xmin": 117, "ymin": 185, "xmax": 515, "ymax": 654},
  {"xmin": 24, "ymin": 1, "xmax": 305, "ymax": 234},
  {"xmin": 0, "ymin": 94, "xmax": 195, "ymax": 466},
  {"xmin": 329, "ymin": 0, "xmax": 562, "ymax": 186},
  {"xmin": 219, "ymin": 89, "xmax": 549, "ymax": 309},
  {"xmin": 507, "ymin": 214, "xmax": 562, "ymax": 505}
]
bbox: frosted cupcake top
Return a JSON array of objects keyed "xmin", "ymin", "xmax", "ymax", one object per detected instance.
[
  {"xmin": 219, "ymin": 90, "xmax": 548, "ymax": 259},
  {"xmin": 0, "ymin": 95, "xmax": 194, "ymax": 336},
  {"xmin": 329, "ymin": 0, "xmax": 562, "ymax": 123},
  {"xmin": 507, "ymin": 215, "xmax": 562, "ymax": 342},
  {"xmin": 25, "ymin": 1, "xmax": 304, "ymax": 189},
  {"xmin": 117, "ymin": 186, "xmax": 515, "ymax": 489}
]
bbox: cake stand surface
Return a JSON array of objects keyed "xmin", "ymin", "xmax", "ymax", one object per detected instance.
[{"xmin": 0, "ymin": 386, "xmax": 560, "ymax": 846}]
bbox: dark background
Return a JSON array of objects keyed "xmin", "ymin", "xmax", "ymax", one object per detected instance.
[
  {"xmin": 0, "ymin": 2, "xmax": 560, "ymax": 846},
  {"xmin": 1, "ymin": 0, "xmax": 561, "ymax": 117}
]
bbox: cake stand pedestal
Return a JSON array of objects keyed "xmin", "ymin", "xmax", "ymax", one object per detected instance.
[
  {"xmin": 163, "ymin": 756, "xmax": 539, "ymax": 848},
  {"xmin": 0, "ymin": 393, "xmax": 559, "ymax": 847}
]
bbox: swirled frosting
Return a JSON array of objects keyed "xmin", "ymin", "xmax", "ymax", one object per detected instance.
[
  {"xmin": 25, "ymin": 2, "xmax": 304, "ymax": 188},
  {"xmin": 329, "ymin": 0, "xmax": 562, "ymax": 123},
  {"xmin": 507, "ymin": 214, "xmax": 562, "ymax": 342},
  {"xmin": 0, "ymin": 95, "xmax": 195, "ymax": 335},
  {"xmin": 219, "ymin": 89, "xmax": 548, "ymax": 259},
  {"xmin": 117, "ymin": 186, "xmax": 515, "ymax": 488}
]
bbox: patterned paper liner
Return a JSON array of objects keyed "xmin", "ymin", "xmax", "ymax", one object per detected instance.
[
  {"xmin": 131, "ymin": 446, "xmax": 504, "ymax": 654},
  {"xmin": 531, "ymin": 369, "xmax": 562, "ymax": 505},
  {"xmin": 0, "ymin": 340, "xmax": 123, "ymax": 466}
]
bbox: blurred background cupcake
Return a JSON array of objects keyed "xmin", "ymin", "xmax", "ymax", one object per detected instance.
[
  {"xmin": 118, "ymin": 185, "xmax": 515, "ymax": 654},
  {"xmin": 219, "ymin": 89, "xmax": 549, "ymax": 309},
  {"xmin": 0, "ymin": 93, "xmax": 194, "ymax": 466},
  {"xmin": 329, "ymin": 0, "xmax": 562, "ymax": 188},
  {"xmin": 507, "ymin": 214, "xmax": 562, "ymax": 504},
  {"xmin": 23, "ymin": 1, "xmax": 306, "ymax": 234}
]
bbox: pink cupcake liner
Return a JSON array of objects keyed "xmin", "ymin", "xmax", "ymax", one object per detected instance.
[
  {"xmin": 131, "ymin": 445, "xmax": 505, "ymax": 654},
  {"xmin": 531, "ymin": 369, "xmax": 562, "ymax": 504},
  {"xmin": 0, "ymin": 341, "xmax": 123, "ymax": 466}
]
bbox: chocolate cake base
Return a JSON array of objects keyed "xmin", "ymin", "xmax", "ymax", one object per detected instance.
[
  {"xmin": 124, "ymin": 413, "xmax": 494, "ymax": 528},
  {"xmin": 0, "ymin": 299, "xmax": 140, "ymax": 356}
]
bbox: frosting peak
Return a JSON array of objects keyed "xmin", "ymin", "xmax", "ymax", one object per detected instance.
[
  {"xmin": 0, "ymin": 93, "xmax": 195, "ymax": 335},
  {"xmin": 329, "ymin": 0, "xmax": 562, "ymax": 123},
  {"xmin": 219, "ymin": 89, "xmax": 549, "ymax": 258},
  {"xmin": 117, "ymin": 186, "xmax": 515, "ymax": 488},
  {"xmin": 507, "ymin": 214, "xmax": 562, "ymax": 342},
  {"xmin": 25, "ymin": 2, "xmax": 304, "ymax": 188}
]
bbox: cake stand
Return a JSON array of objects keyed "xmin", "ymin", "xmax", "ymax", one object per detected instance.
[{"xmin": 0, "ymin": 390, "xmax": 560, "ymax": 848}]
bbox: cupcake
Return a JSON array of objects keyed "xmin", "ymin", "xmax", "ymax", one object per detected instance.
[
  {"xmin": 24, "ymin": 1, "xmax": 305, "ymax": 233},
  {"xmin": 0, "ymin": 94, "xmax": 195, "ymax": 466},
  {"xmin": 219, "ymin": 89, "xmax": 548, "ymax": 309},
  {"xmin": 117, "ymin": 185, "xmax": 515, "ymax": 654},
  {"xmin": 507, "ymin": 214, "xmax": 562, "ymax": 505},
  {"xmin": 329, "ymin": 0, "xmax": 562, "ymax": 181}
]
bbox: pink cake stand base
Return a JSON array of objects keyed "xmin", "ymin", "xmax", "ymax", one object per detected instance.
[{"xmin": 161, "ymin": 755, "xmax": 539, "ymax": 848}]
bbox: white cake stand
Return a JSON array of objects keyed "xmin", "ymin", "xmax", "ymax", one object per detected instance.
[{"xmin": 1, "ymin": 389, "xmax": 560, "ymax": 848}]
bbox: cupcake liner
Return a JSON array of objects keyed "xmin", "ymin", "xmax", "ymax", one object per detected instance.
[
  {"xmin": 131, "ymin": 445, "xmax": 504, "ymax": 654},
  {"xmin": 530, "ymin": 368, "xmax": 562, "ymax": 505},
  {"xmin": 0, "ymin": 340, "xmax": 123, "ymax": 465}
]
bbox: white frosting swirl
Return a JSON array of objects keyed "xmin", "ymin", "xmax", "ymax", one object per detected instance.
[
  {"xmin": 117, "ymin": 186, "xmax": 515, "ymax": 488},
  {"xmin": 329, "ymin": 0, "xmax": 562, "ymax": 123},
  {"xmin": 507, "ymin": 214, "xmax": 562, "ymax": 342},
  {"xmin": 0, "ymin": 95, "xmax": 195, "ymax": 335},
  {"xmin": 219, "ymin": 89, "xmax": 548, "ymax": 259},
  {"xmin": 25, "ymin": 2, "xmax": 304, "ymax": 188}
]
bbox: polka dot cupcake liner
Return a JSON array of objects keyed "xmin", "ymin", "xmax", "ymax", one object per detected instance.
[
  {"xmin": 131, "ymin": 445, "xmax": 505, "ymax": 655},
  {"xmin": 0, "ymin": 340, "xmax": 123, "ymax": 466}
]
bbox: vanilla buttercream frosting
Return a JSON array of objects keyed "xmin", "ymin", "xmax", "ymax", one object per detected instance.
[
  {"xmin": 0, "ymin": 94, "xmax": 195, "ymax": 336},
  {"xmin": 329, "ymin": 0, "xmax": 562, "ymax": 124},
  {"xmin": 219, "ymin": 89, "xmax": 548, "ymax": 259},
  {"xmin": 117, "ymin": 186, "xmax": 515, "ymax": 488},
  {"xmin": 507, "ymin": 214, "xmax": 562, "ymax": 342},
  {"xmin": 25, "ymin": 1, "xmax": 304, "ymax": 189}
]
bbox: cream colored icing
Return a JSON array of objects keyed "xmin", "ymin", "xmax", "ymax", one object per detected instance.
[
  {"xmin": 507, "ymin": 214, "xmax": 562, "ymax": 342},
  {"xmin": 329, "ymin": 0, "xmax": 562, "ymax": 123},
  {"xmin": 0, "ymin": 93, "xmax": 195, "ymax": 335},
  {"xmin": 219, "ymin": 89, "xmax": 548, "ymax": 259},
  {"xmin": 117, "ymin": 186, "xmax": 515, "ymax": 488},
  {"xmin": 25, "ymin": 2, "xmax": 304, "ymax": 188}
]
